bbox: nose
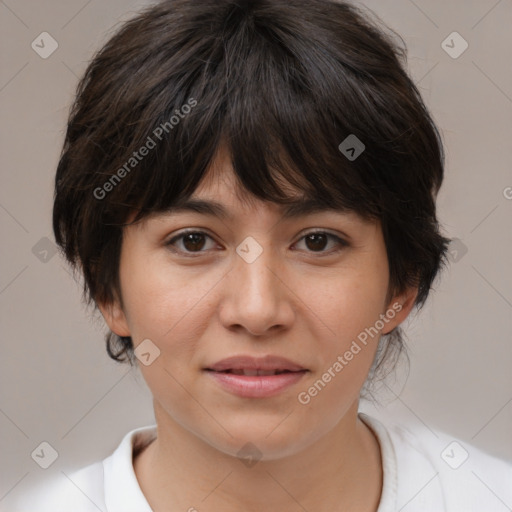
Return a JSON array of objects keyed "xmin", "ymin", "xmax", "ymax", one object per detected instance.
[{"xmin": 218, "ymin": 244, "xmax": 295, "ymax": 337}]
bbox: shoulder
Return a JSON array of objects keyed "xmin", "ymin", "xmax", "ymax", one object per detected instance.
[
  {"xmin": 361, "ymin": 413, "xmax": 512, "ymax": 511},
  {"xmin": 9, "ymin": 425, "xmax": 156, "ymax": 512},
  {"xmin": 9, "ymin": 461, "xmax": 106, "ymax": 512}
]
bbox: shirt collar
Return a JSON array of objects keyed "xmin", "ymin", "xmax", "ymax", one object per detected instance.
[
  {"xmin": 101, "ymin": 415, "xmax": 440, "ymax": 512},
  {"xmin": 359, "ymin": 412, "xmax": 398, "ymax": 512},
  {"xmin": 103, "ymin": 424, "xmax": 157, "ymax": 512}
]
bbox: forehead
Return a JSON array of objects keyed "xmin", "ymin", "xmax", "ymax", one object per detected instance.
[
  {"xmin": 150, "ymin": 172, "xmax": 369, "ymax": 227},
  {"xmin": 193, "ymin": 144, "xmax": 305, "ymax": 203},
  {"xmin": 168, "ymin": 151, "xmax": 339, "ymax": 221},
  {"xmin": 133, "ymin": 144, "xmax": 376, "ymax": 227}
]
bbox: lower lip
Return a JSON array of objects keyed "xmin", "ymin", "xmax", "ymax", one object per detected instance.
[{"xmin": 205, "ymin": 371, "xmax": 307, "ymax": 398}]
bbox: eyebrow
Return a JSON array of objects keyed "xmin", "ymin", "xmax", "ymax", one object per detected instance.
[{"xmin": 161, "ymin": 198, "xmax": 351, "ymax": 220}]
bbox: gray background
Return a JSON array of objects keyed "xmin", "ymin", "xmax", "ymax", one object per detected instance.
[{"xmin": 1, "ymin": 0, "xmax": 511, "ymax": 507}]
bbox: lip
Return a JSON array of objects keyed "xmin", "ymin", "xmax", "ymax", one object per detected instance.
[
  {"xmin": 204, "ymin": 355, "xmax": 308, "ymax": 398},
  {"xmin": 205, "ymin": 355, "xmax": 306, "ymax": 372}
]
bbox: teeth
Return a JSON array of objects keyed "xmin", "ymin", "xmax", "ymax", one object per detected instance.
[{"xmin": 227, "ymin": 369, "xmax": 289, "ymax": 376}]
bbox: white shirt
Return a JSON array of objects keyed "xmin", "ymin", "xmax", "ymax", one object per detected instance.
[{"xmin": 10, "ymin": 413, "xmax": 512, "ymax": 512}]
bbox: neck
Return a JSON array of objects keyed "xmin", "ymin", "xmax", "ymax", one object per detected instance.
[{"xmin": 134, "ymin": 401, "xmax": 383, "ymax": 512}]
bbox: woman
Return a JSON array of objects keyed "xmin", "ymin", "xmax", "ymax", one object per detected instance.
[{"xmin": 16, "ymin": 0, "xmax": 512, "ymax": 510}]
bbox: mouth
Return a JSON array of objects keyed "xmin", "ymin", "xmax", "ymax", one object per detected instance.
[
  {"xmin": 204, "ymin": 355, "xmax": 308, "ymax": 398},
  {"xmin": 206, "ymin": 369, "xmax": 303, "ymax": 376},
  {"xmin": 205, "ymin": 354, "xmax": 307, "ymax": 373}
]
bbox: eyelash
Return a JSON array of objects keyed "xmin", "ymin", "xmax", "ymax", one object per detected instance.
[{"xmin": 165, "ymin": 229, "xmax": 349, "ymax": 257}]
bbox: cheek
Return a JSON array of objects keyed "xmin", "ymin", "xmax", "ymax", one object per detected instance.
[
  {"xmin": 117, "ymin": 251, "xmax": 227, "ymax": 388},
  {"xmin": 118, "ymin": 258, "xmax": 217, "ymax": 419},
  {"xmin": 292, "ymin": 259, "xmax": 390, "ymax": 411},
  {"xmin": 118, "ymin": 246, "xmax": 208, "ymax": 339},
  {"xmin": 293, "ymin": 275, "xmax": 387, "ymax": 423},
  {"xmin": 297, "ymin": 260, "xmax": 389, "ymax": 346}
]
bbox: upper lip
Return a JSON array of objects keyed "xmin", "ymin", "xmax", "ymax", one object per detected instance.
[{"xmin": 205, "ymin": 355, "xmax": 307, "ymax": 372}]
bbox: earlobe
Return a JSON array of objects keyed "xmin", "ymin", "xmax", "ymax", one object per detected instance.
[
  {"xmin": 381, "ymin": 287, "xmax": 418, "ymax": 335},
  {"xmin": 97, "ymin": 300, "xmax": 131, "ymax": 337}
]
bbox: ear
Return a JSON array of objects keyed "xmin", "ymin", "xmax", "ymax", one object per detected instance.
[
  {"xmin": 381, "ymin": 286, "xmax": 418, "ymax": 335},
  {"xmin": 97, "ymin": 298, "xmax": 131, "ymax": 337}
]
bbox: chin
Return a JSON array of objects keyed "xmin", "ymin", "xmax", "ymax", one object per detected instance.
[{"xmin": 197, "ymin": 415, "xmax": 326, "ymax": 463}]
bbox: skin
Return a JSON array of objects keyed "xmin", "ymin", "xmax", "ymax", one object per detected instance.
[{"xmin": 99, "ymin": 146, "xmax": 418, "ymax": 512}]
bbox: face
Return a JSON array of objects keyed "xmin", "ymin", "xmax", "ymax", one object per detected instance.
[{"xmin": 100, "ymin": 147, "xmax": 416, "ymax": 460}]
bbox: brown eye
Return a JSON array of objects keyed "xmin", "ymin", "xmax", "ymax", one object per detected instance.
[
  {"xmin": 166, "ymin": 230, "xmax": 347, "ymax": 257},
  {"xmin": 295, "ymin": 231, "xmax": 348, "ymax": 254},
  {"xmin": 166, "ymin": 231, "xmax": 217, "ymax": 255},
  {"xmin": 182, "ymin": 233, "xmax": 206, "ymax": 252},
  {"xmin": 304, "ymin": 233, "xmax": 329, "ymax": 252}
]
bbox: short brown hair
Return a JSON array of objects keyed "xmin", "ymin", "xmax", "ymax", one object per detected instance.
[{"xmin": 53, "ymin": 0, "xmax": 450, "ymax": 377}]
